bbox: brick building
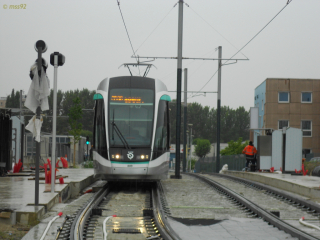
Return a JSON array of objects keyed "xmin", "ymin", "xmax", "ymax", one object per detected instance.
[{"xmin": 254, "ymin": 78, "xmax": 320, "ymax": 156}]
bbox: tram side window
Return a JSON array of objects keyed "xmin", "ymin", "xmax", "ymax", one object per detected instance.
[
  {"xmin": 93, "ymin": 99, "xmax": 108, "ymax": 159},
  {"xmin": 153, "ymin": 100, "xmax": 170, "ymax": 159}
]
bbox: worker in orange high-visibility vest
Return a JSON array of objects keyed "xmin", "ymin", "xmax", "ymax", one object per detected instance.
[{"xmin": 242, "ymin": 141, "xmax": 257, "ymax": 170}]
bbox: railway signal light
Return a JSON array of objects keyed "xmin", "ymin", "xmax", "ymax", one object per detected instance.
[{"xmin": 50, "ymin": 52, "xmax": 65, "ymax": 67}]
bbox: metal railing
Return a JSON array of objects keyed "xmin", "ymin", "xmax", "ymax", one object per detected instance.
[
  {"xmin": 195, "ymin": 154, "xmax": 246, "ymax": 173},
  {"xmin": 24, "ymin": 133, "xmax": 86, "ymax": 167}
]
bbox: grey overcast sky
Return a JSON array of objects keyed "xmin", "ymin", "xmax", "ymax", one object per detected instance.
[{"xmin": 0, "ymin": 0, "xmax": 319, "ymax": 110}]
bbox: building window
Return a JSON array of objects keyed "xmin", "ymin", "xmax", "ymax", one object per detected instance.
[
  {"xmin": 262, "ymin": 100, "xmax": 264, "ymax": 111},
  {"xmin": 301, "ymin": 92, "xmax": 312, "ymax": 103},
  {"xmin": 26, "ymin": 135, "xmax": 36, "ymax": 156},
  {"xmin": 278, "ymin": 92, "xmax": 289, "ymax": 103},
  {"xmin": 301, "ymin": 120, "xmax": 312, "ymax": 137},
  {"xmin": 302, "ymin": 149, "xmax": 311, "ymax": 158},
  {"xmin": 278, "ymin": 120, "xmax": 289, "ymax": 129}
]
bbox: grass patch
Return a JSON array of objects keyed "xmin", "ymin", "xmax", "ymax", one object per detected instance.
[
  {"xmin": 82, "ymin": 160, "xmax": 94, "ymax": 168},
  {"xmin": 0, "ymin": 231, "xmax": 25, "ymax": 240},
  {"xmin": 0, "ymin": 224, "xmax": 29, "ymax": 240}
]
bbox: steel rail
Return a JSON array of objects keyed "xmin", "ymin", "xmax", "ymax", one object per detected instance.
[
  {"xmin": 70, "ymin": 186, "xmax": 109, "ymax": 240},
  {"xmin": 208, "ymin": 172, "xmax": 320, "ymax": 215},
  {"xmin": 151, "ymin": 182, "xmax": 181, "ymax": 240},
  {"xmin": 55, "ymin": 215, "xmax": 69, "ymax": 240},
  {"xmin": 186, "ymin": 173, "xmax": 318, "ymax": 240}
]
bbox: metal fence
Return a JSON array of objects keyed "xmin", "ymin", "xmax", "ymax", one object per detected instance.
[
  {"xmin": 24, "ymin": 133, "xmax": 86, "ymax": 167},
  {"xmin": 306, "ymin": 153, "xmax": 320, "ymax": 161},
  {"xmin": 195, "ymin": 153, "xmax": 320, "ymax": 173},
  {"xmin": 195, "ymin": 154, "xmax": 246, "ymax": 173}
]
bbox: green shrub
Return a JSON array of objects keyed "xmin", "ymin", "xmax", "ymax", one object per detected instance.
[
  {"xmin": 194, "ymin": 139, "xmax": 211, "ymax": 158},
  {"xmin": 190, "ymin": 158, "xmax": 197, "ymax": 170},
  {"xmin": 304, "ymin": 161, "xmax": 320, "ymax": 176},
  {"xmin": 82, "ymin": 160, "xmax": 94, "ymax": 168},
  {"xmin": 220, "ymin": 138, "xmax": 249, "ymax": 156}
]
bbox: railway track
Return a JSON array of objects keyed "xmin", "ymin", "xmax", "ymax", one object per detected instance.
[
  {"xmin": 186, "ymin": 173, "xmax": 320, "ymax": 240},
  {"xmin": 55, "ymin": 181, "xmax": 180, "ymax": 240}
]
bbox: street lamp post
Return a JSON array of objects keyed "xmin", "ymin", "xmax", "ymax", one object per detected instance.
[{"xmin": 34, "ymin": 40, "xmax": 47, "ymax": 206}]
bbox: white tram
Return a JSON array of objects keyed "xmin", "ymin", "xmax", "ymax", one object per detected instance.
[{"xmin": 93, "ymin": 76, "xmax": 170, "ymax": 181}]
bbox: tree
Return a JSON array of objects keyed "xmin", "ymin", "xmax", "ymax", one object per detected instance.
[
  {"xmin": 68, "ymin": 97, "xmax": 83, "ymax": 166},
  {"xmin": 170, "ymin": 102, "xmax": 250, "ymax": 144},
  {"xmin": 26, "ymin": 88, "xmax": 95, "ymax": 138},
  {"xmin": 61, "ymin": 89, "xmax": 95, "ymax": 134},
  {"xmin": 194, "ymin": 139, "xmax": 211, "ymax": 159},
  {"xmin": 78, "ymin": 88, "xmax": 95, "ymax": 132},
  {"xmin": 80, "ymin": 130, "xmax": 93, "ymax": 142},
  {"xmin": 192, "ymin": 138, "xmax": 200, "ymax": 145},
  {"xmin": 234, "ymin": 107, "xmax": 250, "ymax": 140},
  {"xmin": 41, "ymin": 89, "xmax": 64, "ymax": 134},
  {"xmin": 220, "ymin": 137, "xmax": 249, "ymax": 156},
  {"xmin": 5, "ymin": 89, "xmax": 20, "ymax": 108}
]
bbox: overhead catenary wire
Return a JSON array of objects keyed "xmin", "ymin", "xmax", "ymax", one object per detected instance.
[
  {"xmin": 224, "ymin": 0, "xmax": 293, "ymax": 65},
  {"xmin": 188, "ymin": 68, "xmax": 219, "ymax": 99},
  {"xmin": 186, "ymin": 4, "xmax": 248, "ymax": 60},
  {"xmin": 163, "ymin": 48, "xmax": 217, "ymax": 88},
  {"xmin": 134, "ymin": 5, "xmax": 176, "ymax": 55},
  {"xmin": 116, "ymin": 0, "xmax": 140, "ymax": 75},
  {"xmin": 190, "ymin": 0, "xmax": 293, "ymax": 98}
]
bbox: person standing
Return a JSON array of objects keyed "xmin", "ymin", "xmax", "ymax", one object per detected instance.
[{"xmin": 242, "ymin": 141, "xmax": 257, "ymax": 171}]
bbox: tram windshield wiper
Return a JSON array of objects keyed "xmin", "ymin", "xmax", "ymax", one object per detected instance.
[{"xmin": 111, "ymin": 110, "xmax": 131, "ymax": 149}]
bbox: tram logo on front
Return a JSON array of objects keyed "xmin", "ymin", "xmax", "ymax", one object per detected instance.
[{"xmin": 127, "ymin": 151, "xmax": 134, "ymax": 160}]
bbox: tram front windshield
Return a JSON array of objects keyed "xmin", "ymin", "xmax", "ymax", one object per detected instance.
[{"xmin": 109, "ymin": 89, "xmax": 154, "ymax": 147}]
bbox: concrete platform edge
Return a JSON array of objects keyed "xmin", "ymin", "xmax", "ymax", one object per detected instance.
[
  {"xmin": 225, "ymin": 171, "xmax": 320, "ymax": 200},
  {"xmin": 15, "ymin": 174, "xmax": 95, "ymax": 226}
]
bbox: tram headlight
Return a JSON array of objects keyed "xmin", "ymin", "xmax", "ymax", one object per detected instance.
[
  {"xmin": 111, "ymin": 154, "xmax": 122, "ymax": 159},
  {"xmin": 139, "ymin": 155, "xmax": 148, "ymax": 159}
]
